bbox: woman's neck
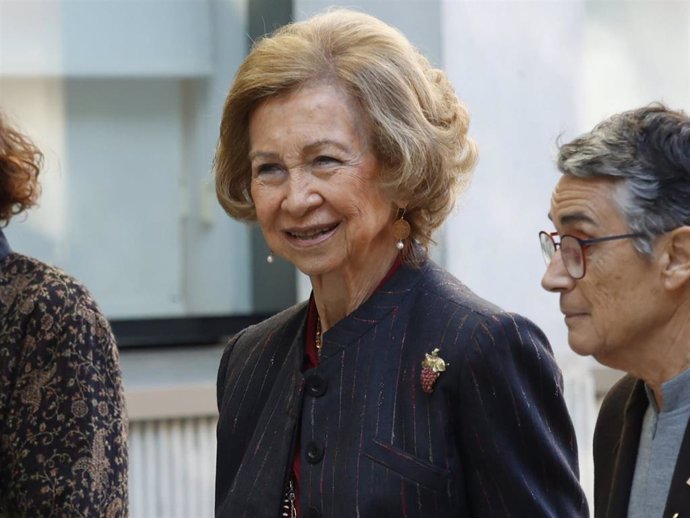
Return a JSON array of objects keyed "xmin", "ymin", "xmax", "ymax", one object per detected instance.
[{"xmin": 310, "ymin": 248, "xmax": 399, "ymax": 332}]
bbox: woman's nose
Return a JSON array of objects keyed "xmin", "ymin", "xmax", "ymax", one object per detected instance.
[
  {"xmin": 280, "ymin": 171, "xmax": 322, "ymax": 216},
  {"xmin": 541, "ymin": 251, "xmax": 575, "ymax": 293}
]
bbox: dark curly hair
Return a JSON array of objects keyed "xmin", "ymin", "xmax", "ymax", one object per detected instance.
[{"xmin": 0, "ymin": 113, "xmax": 43, "ymax": 225}]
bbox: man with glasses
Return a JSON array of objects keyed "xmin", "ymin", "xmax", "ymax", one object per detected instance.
[{"xmin": 540, "ymin": 104, "xmax": 690, "ymax": 518}]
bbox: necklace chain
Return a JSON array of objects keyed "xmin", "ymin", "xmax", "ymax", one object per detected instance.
[
  {"xmin": 280, "ymin": 477, "xmax": 296, "ymax": 518},
  {"xmin": 315, "ymin": 317, "xmax": 322, "ymax": 359}
]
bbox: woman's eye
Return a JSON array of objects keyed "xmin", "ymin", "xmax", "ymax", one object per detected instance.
[
  {"xmin": 314, "ymin": 155, "xmax": 340, "ymax": 167},
  {"xmin": 255, "ymin": 163, "xmax": 282, "ymax": 175}
]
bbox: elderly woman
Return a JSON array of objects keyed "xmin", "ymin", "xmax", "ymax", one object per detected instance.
[
  {"xmin": 0, "ymin": 114, "xmax": 127, "ymax": 516},
  {"xmin": 214, "ymin": 9, "xmax": 587, "ymax": 518}
]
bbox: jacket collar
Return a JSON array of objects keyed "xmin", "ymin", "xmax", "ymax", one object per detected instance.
[
  {"xmin": 606, "ymin": 379, "xmax": 647, "ymax": 518},
  {"xmin": 318, "ymin": 253, "xmax": 427, "ymax": 360},
  {"xmin": 607, "ymin": 378, "xmax": 690, "ymax": 518}
]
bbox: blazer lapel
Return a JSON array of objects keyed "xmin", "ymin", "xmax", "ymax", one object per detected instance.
[
  {"xmin": 218, "ymin": 316, "xmax": 305, "ymax": 518},
  {"xmin": 663, "ymin": 415, "xmax": 690, "ymax": 518},
  {"xmin": 606, "ymin": 380, "xmax": 648, "ymax": 518}
]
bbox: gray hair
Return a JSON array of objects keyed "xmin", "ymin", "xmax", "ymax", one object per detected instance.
[{"xmin": 557, "ymin": 103, "xmax": 690, "ymax": 255}]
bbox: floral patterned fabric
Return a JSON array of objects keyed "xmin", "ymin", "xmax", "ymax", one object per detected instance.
[{"xmin": 0, "ymin": 249, "xmax": 128, "ymax": 517}]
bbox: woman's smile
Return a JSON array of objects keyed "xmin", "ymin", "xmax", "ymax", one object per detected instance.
[{"xmin": 283, "ymin": 222, "xmax": 341, "ymax": 247}]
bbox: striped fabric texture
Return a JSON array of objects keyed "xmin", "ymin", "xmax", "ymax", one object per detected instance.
[{"xmin": 215, "ymin": 259, "xmax": 588, "ymax": 518}]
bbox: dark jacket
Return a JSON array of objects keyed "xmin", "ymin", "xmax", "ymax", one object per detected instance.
[
  {"xmin": 216, "ymin": 258, "xmax": 588, "ymax": 517},
  {"xmin": 594, "ymin": 374, "xmax": 690, "ymax": 518}
]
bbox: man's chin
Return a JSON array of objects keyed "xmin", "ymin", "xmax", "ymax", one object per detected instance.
[{"xmin": 566, "ymin": 335, "xmax": 596, "ymax": 358}]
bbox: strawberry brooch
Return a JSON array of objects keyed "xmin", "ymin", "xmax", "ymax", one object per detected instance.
[{"xmin": 420, "ymin": 348, "xmax": 449, "ymax": 394}]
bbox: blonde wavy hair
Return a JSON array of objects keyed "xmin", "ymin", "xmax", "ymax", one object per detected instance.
[
  {"xmin": 215, "ymin": 9, "xmax": 477, "ymax": 258},
  {"xmin": 0, "ymin": 113, "xmax": 42, "ymax": 225}
]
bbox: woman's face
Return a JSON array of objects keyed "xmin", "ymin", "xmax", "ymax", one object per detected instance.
[{"xmin": 249, "ymin": 83, "xmax": 397, "ymax": 278}]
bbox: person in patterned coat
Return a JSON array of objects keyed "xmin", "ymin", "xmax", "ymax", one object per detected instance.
[
  {"xmin": 0, "ymin": 113, "xmax": 128, "ymax": 517},
  {"xmin": 213, "ymin": 9, "xmax": 588, "ymax": 518}
]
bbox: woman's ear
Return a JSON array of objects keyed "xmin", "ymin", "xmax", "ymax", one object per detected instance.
[{"xmin": 661, "ymin": 226, "xmax": 690, "ymax": 291}]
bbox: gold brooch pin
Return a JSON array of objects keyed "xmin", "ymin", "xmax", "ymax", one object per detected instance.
[{"xmin": 420, "ymin": 348, "xmax": 449, "ymax": 394}]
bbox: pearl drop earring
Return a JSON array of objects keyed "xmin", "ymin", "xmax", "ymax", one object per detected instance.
[{"xmin": 392, "ymin": 208, "xmax": 410, "ymax": 251}]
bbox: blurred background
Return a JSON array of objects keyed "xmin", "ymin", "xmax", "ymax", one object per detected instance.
[{"xmin": 1, "ymin": 0, "xmax": 688, "ymax": 515}]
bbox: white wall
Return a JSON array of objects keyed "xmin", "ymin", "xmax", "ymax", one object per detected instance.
[
  {"xmin": 442, "ymin": 0, "xmax": 690, "ymax": 355},
  {"xmin": 0, "ymin": 0, "xmax": 213, "ymax": 76},
  {"xmin": 441, "ymin": 0, "xmax": 585, "ymax": 355}
]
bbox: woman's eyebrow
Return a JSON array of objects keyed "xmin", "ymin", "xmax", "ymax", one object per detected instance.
[
  {"xmin": 303, "ymin": 139, "xmax": 350, "ymax": 154},
  {"xmin": 248, "ymin": 150, "xmax": 280, "ymax": 161}
]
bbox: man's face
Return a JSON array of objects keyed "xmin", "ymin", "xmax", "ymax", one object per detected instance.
[{"xmin": 541, "ymin": 175, "xmax": 667, "ymax": 369}]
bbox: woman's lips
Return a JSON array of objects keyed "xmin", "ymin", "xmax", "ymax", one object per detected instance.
[{"xmin": 283, "ymin": 222, "xmax": 340, "ymax": 246}]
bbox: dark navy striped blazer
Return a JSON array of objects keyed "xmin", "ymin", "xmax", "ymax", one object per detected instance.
[{"xmin": 215, "ymin": 258, "xmax": 588, "ymax": 517}]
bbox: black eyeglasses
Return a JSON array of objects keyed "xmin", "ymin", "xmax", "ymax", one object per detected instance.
[{"xmin": 539, "ymin": 231, "xmax": 642, "ymax": 279}]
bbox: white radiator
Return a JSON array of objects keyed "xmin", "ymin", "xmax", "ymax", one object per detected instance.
[{"xmin": 129, "ymin": 416, "xmax": 217, "ymax": 518}]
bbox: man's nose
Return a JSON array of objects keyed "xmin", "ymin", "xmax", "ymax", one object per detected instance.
[{"xmin": 541, "ymin": 251, "xmax": 575, "ymax": 292}]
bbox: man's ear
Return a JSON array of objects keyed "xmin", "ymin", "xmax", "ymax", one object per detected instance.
[{"xmin": 661, "ymin": 226, "xmax": 690, "ymax": 291}]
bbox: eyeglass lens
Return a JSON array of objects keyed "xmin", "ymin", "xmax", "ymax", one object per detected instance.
[
  {"xmin": 539, "ymin": 233, "xmax": 555, "ymax": 264},
  {"xmin": 560, "ymin": 236, "xmax": 584, "ymax": 278},
  {"xmin": 539, "ymin": 233, "xmax": 585, "ymax": 279}
]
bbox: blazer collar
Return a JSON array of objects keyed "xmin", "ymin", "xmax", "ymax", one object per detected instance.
[{"xmin": 318, "ymin": 255, "xmax": 427, "ymax": 360}]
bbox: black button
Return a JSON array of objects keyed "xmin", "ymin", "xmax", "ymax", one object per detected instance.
[
  {"xmin": 305, "ymin": 441, "xmax": 324, "ymax": 463},
  {"xmin": 305, "ymin": 374, "xmax": 328, "ymax": 397},
  {"xmin": 306, "ymin": 507, "xmax": 321, "ymax": 518}
]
